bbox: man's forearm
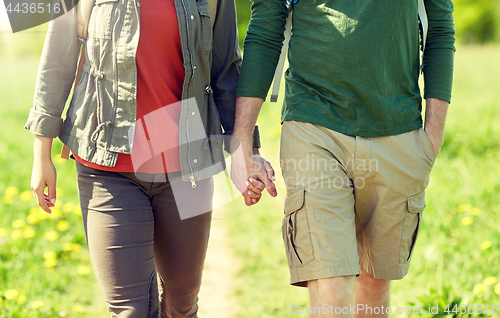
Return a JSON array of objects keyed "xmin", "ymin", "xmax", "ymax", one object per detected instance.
[
  {"xmin": 232, "ymin": 97, "xmax": 265, "ymax": 158},
  {"xmin": 424, "ymin": 98, "xmax": 449, "ymax": 156}
]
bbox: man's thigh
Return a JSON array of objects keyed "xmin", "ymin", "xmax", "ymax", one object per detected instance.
[
  {"xmin": 354, "ymin": 127, "xmax": 435, "ymax": 280},
  {"xmin": 280, "ymin": 121, "xmax": 361, "ymax": 287}
]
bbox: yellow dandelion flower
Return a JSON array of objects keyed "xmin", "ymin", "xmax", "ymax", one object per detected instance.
[
  {"xmin": 23, "ymin": 227, "xmax": 36, "ymax": 239},
  {"xmin": 481, "ymin": 241, "xmax": 492, "ymax": 250},
  {"xmin": 31, "ymin": 300, "xmax": 45, "ymax": 309},
  {"xmin": 54, "ymin": 154, "xmax": 66, "ymax": 165},
  {"xmin": 48, "ymin": 208, "xmax": 63, "ymax": 219},
  {"xmin": 12, "ymin": 219, "xmax": 26, "ymax": 228},
  {"xmin": 461, "ymin": 216, "xmax": 473, "ymax": 226},
  {"xmin": 56, "ymin": 188, "xmax": 64, "ymax": 198},
  {"xmin": 0, "ymin": 228, "xmax": 8, "ymax": 238},
  {"xmin": 471, "ymin": 207, "xmax": 481, "ymax": 216},
  {"xmin": 4, "ymin": 289, "xmax": 19, "ymax": 300},
  {"xmin": 77, "ymin": 266, "xmax": 91, "ymax": 276},
  {"xmin": 495, "ymin": 283, "xmax": 500, "ymax": 295},
  {"xmin": 3, "ymin": 196, "xmax": 13, "ymax": 205},
  {"xmin": 63, "ymin": 242, "xmax": 82, "ymax": 252},
  {"xmin": 28, "ymin": 207, "xmax": 50, "ymax": 223},
  {"xmin": 458, "ymin": 204, "xmax": 472, "ymax": 212},
  {"xmin": 72, "ymin": 305, "xmax": 85, "ymax": 312},
  {"xmin": 56, "ymin": 220, "xmax": 70, "ymax": 232},
  {"xmin": 473, "ymin": 284, "xmax": 486, "ymax": 294},
  {"xmin": 20, "ymin": 190, "xmax": 33, "ymax": 202},
  {"xmin": 29, "ymin": 206, "xmax": 43, "ymax": 215},
  {"xmin": 44, "ymin": 258, "xmax": 57, "ymax": 268},
  {"xmin": 54, "ymin": 198, "xmax": 62, "ymax": 208},
  {"xmin": 27, "ymin": 214, "xmax": 41, "ymax": 225},
  {"xmin": 62, "ymin": 202, "xmax": 76, "ymax": 213},
  {"xmin": 4, "ymin": 186, "xmax": 19, "ymax": 198},
  {"xmin": 16, "ymin": 294, "xmax": 27, "ymax": 305},
  {"xmin": 63, "ymin": 242, "xmax": 73, "ymax": 251},
  {"xmin": 484, "ymin": 277, "xmax": 498, "ymax": 286},
  {"xmin": 72, "ymin": 206, "xmax": 82, "ymax": 216},
  {"xmin": 43, "ymin": 251, "xmax": 57, "ymax": 260},
  {"xmin": 11, "ymin": 229, "xmax": 22, "ymax": 240},
  {"xmin": 44, "ymin": 231, "xmax": 59, "ymax": 242}
]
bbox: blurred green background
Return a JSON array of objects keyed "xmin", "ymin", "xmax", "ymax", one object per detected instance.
[{"xmin": 1, "ymin": 1, "xmax": 500, "ymax": 317}]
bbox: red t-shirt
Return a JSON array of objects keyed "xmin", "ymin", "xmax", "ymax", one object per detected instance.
[{"xmin": 75, "ymin": 0, "xmax": 184, "ymax": 173}]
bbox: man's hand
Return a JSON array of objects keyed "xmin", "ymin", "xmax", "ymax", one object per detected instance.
[
  {"xmin": 230, "ymin": 146, "xmax": 276, "ymax": 206},
  {"xmin": 424, "ymin": 98, "xmax": 449, "ymax": 158},
  {"xmin": 231, "ymin": 96, "xmax": 279, "ymax": 206},
  {"xmin": 245, "ymin": 153, "xmax": 277, "ymax": 205}
]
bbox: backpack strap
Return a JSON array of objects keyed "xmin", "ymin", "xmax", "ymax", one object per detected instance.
[
  {"xmin": 76, "ymin": 0, "xmax": 95, "ymax": 42},
  {"xmin": 418, "ymin": 0, "xmax": 428, "ymax": 52},
  {"xmin": 418, "ymin": 0, "xmax": 428, "ymax": 73},
  {"xmin": 270, "ymin": 12, "xmax": 292, "ymax": 103}
]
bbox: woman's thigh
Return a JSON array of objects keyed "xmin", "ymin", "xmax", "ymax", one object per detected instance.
[
  {"xmin": 151, "ymin": 176, "xmax": 213, "ymax": 315},
  {"xmin": 77, "ymin": 162, "xmax": 157, "ymax": 316}
]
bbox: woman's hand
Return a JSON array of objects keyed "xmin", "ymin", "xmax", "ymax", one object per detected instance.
[{"xmin": 31, "ymin": 136, "xmax": 57, "ymax": 213}]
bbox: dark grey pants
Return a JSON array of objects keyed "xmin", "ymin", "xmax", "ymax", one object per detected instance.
[{"xmin": 76, "ymin": 162, "xmax": 213, "ymax": 318}]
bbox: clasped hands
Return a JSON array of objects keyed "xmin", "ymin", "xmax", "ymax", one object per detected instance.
[{"xmin": 230, "ymin": 149, "xmax": 277, "ymax": 206}]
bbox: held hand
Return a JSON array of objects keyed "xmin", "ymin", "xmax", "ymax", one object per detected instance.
[
  {"xmin": 243, "ymin": 154, "xmax": 277, "ymax": 205},
  {"xmin": 241, "ymin": 154, "xmax": 277, "ymax": 206},
  {"xmin": 230, "ymin": 148, "xmax": 277, "ymax": 206}
]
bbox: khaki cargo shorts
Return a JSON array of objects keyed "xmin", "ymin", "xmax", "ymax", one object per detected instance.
[{"xmin": 280, "ymin": 121, "xmax": 436, "ymax": 287}]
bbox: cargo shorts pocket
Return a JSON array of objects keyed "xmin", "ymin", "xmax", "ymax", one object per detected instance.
[
  {"xmin": 282, "ymin": 186, "xmax": 315, "ymax": 268},
  {"xmin": 399, "ymin": 190, "xmax": 426, "ymax": 264},
  {"xmin": 418, "ymin": 128, "xmax": 437, "ymax": 164}
]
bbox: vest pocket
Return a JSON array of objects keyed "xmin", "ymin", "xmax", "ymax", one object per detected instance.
[
  {"xmin": 196, "ymin": 0, "xmax": 213, "ymax": 53},
  {"xmin": 88, "ymin": 0, "xmax": 120, "ymax": 39}
]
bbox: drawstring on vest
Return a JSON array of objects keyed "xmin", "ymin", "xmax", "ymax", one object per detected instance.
[
  {"xmin": 90, "ymin": 68, "xmax": 112, "ymax": 143},
  {"xmin": 91, "ymin": 121, "xmax": 112, "ymax": 143}
]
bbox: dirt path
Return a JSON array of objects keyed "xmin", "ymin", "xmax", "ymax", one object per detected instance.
[{"xmin": 198, "ymin": 209, "xmax": 239, "ymax": 318}]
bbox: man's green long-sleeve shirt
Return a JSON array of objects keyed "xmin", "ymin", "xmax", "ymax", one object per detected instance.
[{"xmin": 237, "ymin": 0, "xmax": 455, "ymax": 137}]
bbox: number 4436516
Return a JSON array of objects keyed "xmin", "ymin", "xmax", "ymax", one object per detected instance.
[
  {"xmin": 5, "ymin": 2, "xmax": 61, "ymax": 14},
  {"xmin": 444, "ymin": 304, "xmax": 498, "ymax": 315}
]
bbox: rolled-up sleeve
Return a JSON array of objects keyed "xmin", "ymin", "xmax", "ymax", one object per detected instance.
[
  {"xmin": 422, "ymin": 0, "xmax": 456, "ymax": 103},
  {"xmin": 25, "ymin": 11, "xmax": 81, "ymax": 137},
  {"xmin": 211, "ymin": 0, "xmax": 260, "ymax": 149},
  {"xmin": 210, "ymin": 0, "xmax": 241, "ymax": 135}
]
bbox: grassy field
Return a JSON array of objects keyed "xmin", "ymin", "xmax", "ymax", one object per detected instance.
[
  {"xmin": 0, "ymin": 46, "xmax": 499, "ymax": 317},
  {"xmin": 225, "ymin": 46, "xmax": 500, "ymax": 317},
  {"xmin": 0, "ymin": 60, "xmax": 108, "ymax": 317}
]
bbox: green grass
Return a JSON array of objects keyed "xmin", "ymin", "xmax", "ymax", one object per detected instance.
[
  {"xmin": 1, "ymin": 46, "xmax": 499, "ymax": 317},
  {"xmin": 0, "ymin": 59, "xmax": 108, "ymax": 317},
  {"xmin": 226, "ymin": 46, "xmax": 500, "ymax": 318}
]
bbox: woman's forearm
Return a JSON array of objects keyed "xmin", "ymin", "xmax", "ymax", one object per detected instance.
[{"xmin": 33, "ymin": 135, "xmax": 54, "ymax": 161}]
